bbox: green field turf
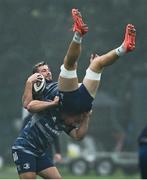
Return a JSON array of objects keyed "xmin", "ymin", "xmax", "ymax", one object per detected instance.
[{"xmin": 0, "ymin": 166, "xmax": 140, "ymax": 179}]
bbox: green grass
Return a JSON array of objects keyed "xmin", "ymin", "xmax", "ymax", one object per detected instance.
[{"xmin": 0, "ymin": 166, "xmax": 140, "ymax": 179}]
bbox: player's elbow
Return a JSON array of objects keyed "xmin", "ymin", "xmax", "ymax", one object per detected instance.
[
  {"xmin": 23, "ymin": 99, "xmax": 31, "ymax": 110},
  {"xmin": 23, "ymin": 102, "xmax": 28, "ymax": 109}
]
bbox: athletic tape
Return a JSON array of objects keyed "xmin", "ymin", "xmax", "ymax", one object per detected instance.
[
  {"xmin": 60, "ymin": 65, "xmax": 77, "ymax": 78},
  {"xmin": 85, "ymin": 68, "xmax": 101, "ymax": 81}
]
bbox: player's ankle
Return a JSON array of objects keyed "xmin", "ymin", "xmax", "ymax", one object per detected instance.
[
  {"xmin": 115, "ymin": 44, "xmax": 126, "ymax": 56},
  {"xmin": 73, "ymin": 32, "xmax": 82, "ymax": 44}
]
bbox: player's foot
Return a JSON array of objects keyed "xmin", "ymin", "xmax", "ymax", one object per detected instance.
[
  {"xmin": 123, "ymin": 24, "xmax": 136, "ymax": 52},
  {"xmin": 72, "ymin": 8, "xmax": 88, "ymax": 36}
]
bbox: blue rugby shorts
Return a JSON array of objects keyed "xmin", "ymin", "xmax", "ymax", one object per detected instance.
[
  {"xmin": 59, "ymin": 84, "xmax": 94, "ymax": 114},
  {"xmin": 12, "ymin": 149, "xmax": 54, "ymax": 174}
]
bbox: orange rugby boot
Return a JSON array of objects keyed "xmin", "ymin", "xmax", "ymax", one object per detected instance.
[{"xmin": 72, "ymin": 8, "xmax": 88, "ymax": 36}]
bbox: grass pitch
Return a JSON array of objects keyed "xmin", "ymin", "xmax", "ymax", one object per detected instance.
[{"xmin": 0, "ymin": 166, "xmax": 140, "ymax": 179}]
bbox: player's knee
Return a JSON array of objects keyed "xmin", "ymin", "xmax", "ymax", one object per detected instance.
[
  {"xmin": 85, "ymin": 68, "xmax": 102, "ymax": 81},
  {"xmin": 55, "ymin": 174, "xmax": 62, "ymax": 179}
]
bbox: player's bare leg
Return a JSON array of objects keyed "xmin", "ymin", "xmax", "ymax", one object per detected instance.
[
  {"xmin": 83, "ymin": 24, "xmax": 136, "ymax": 98},
  {"xmin": 58, "ymin": 9, "xmax": 88, "ymax": 92},
  {"xmin": 38, "ymin": 167, "xmax": 61, "ymax": 179},
  {"xmin": 19, "ymin": 172, "xmax": 37, "ymax": 179}
]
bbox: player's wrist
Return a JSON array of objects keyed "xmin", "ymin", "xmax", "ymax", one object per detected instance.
[
  {"xmin": 27, "ymin": 78, "xmax": 34, "ymax": 84},
  {"xmin": 48, "ymin": 101, "xmax": 58, "ymax": 107}
]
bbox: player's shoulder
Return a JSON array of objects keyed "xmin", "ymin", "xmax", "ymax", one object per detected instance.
[{"xmin": 45, "ymin": 81, "xmax": 58, "ymax": 89}]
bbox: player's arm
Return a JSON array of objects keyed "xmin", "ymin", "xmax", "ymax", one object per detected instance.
[
  {"xmin": 26, "ymin": 96, "xmax": 59, "ymax": 113},
  {"xmin": 22, "ymin": 73, "xmax": 42, "ymax": 108},
  {"xmin": 22, "ymin": 73, "xmax": 59, "ymax": 113},
  {"xmin": 69, "ymin": 111, "xmax": 92, "ymax": 140}
]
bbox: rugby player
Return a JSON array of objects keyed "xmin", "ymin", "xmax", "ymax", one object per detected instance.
[{"xmin": 57, "ymin": 9, "xmax": 136, "ymax": 116}]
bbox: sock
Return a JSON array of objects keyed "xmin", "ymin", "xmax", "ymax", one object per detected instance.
[
  {"xmin": 115, "ymin": 44, "xmax": 126, "ymax": 56},
  {"xmin": 73, "ymin": 32, "xmax": 82, "ymax": 44}
]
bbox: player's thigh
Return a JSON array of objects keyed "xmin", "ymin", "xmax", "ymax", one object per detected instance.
[
  {"xmin": 38, "ymin": 166, "xmax": 61, "ymax": 179},
  {"xmin": 83, "ymin": 78, "xmax": 100, "ymax": 98},
  {"xmin": 12, "ymin": 149, "xmax": 37, "ymax": 179},
  {"xmin": 58, "ymin": 76, "xmax": 78, "ymax": 91},
  {"xmin": 36, "ymin": 150, "xmax": 61, "ymax": 179},
  {"xmin": 19, "ymin": 172, "xmax": 36, "ymax": 179}
]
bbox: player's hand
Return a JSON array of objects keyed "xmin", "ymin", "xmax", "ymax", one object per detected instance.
[
  {"xmin": 83, "ymin": 110, "xmax": 92, "ymax": 118},
  {"xmin": 80, "ymin": 110, "xmax": 92, "ymax": 122},
  {"xmin": 52, "ymin": 96, "xmax": 60, "ymax": 106},
  {"xmin": 54, "ymin": 153, "xmax": 62, "ymax": 163},
  {"xmin": 89, "ymin": 53, "xmax": 99, "ymax": 63},
  {"xmin": 27, "ymin": 73, "xmax": 43, "ymax": 84}
]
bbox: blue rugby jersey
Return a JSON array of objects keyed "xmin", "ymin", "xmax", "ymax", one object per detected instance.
[
  {"xmin": 12, "ymin": 80, "xmax": 75, "ymax": 156},
  {"xmin": 12, "ymin": 110, "xmax": 75, "ymax": 156}
]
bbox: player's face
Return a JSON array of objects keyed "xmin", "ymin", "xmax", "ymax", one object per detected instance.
[{"xmin": 37, "ymin": 65, "xmax": 52, "ymax": 81}]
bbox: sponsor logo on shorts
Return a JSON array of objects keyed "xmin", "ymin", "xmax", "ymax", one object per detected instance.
[{"xmin": 23, "ymin": 163, "xmax": 30, "ymax": 170}]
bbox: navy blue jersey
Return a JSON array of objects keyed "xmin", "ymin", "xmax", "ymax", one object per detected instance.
[
  {"xmin": 12, "ymin": 80, "xmax": 75, "ymax": 156},
  {"xmin": 12, "ymin": 111, "xmax": 75, "ymax": 156},
  {"xmin": 12, "ymin": 80, "xmax": 94, "ymax": 157}
]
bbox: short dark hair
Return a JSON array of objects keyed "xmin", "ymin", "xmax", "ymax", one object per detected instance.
[{"xmin": 32, "ymin": 61, "xmax": 49, "ymax": 74}]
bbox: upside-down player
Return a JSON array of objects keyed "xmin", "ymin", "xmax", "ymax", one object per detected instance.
[
  {"xmin": 57, "ymin": 9, "xmax": 136, "ymax": 117},
  {"xmin": 26, "ymin": 9, "xmax": 136, "ymax": 118}
]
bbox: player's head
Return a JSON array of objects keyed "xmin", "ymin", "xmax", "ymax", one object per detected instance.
[
  {"xmin": 62, "ymin": 113, "xmax": 82, "ymax": 125},
  {"xmin": 32, "ymin": 61, "xmax": 52, "ymax": 81}
]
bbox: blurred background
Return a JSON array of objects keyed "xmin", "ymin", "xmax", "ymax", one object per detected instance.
[{"xmin": 0, "ymin": 0, "xmax": 147, "ymax": 178}]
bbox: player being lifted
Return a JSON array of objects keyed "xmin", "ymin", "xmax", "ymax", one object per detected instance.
[{"xmin": 26, "ymin": 9, "xmax": 136, "ymax": 118}]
